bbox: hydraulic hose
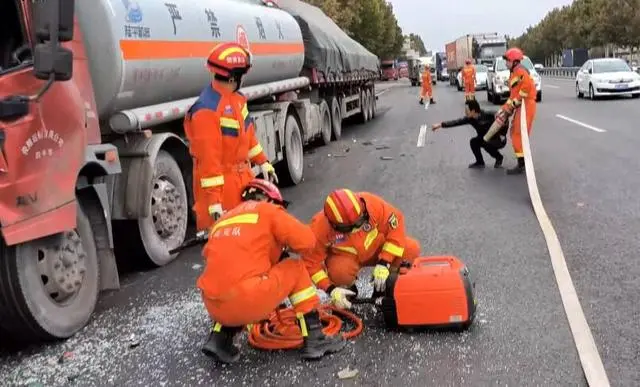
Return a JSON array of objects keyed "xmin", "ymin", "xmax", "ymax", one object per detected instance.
[{"xmin": 247, "ymin": 304, "xmax": 365, "ymax": 350}]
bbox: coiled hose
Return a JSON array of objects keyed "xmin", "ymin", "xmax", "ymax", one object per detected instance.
[{"xmin": 247, "ymin": 304, "xmax": 365, "ymax": 350}]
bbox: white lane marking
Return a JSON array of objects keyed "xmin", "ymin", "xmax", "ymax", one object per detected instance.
[
  {"xmin": 417, "ymin": 124, "xmax": 427, "ymax": 147},
  {"xmin": 521, "ymin": 105, "xmax": 610, "ymax": 386},
  {"xmin": 545, "ymin": 84, "xmax": 560, "ymax": 89},
  {"xmin": 555, "ymin": 114, "xmax": 607, "ymax": 133}
]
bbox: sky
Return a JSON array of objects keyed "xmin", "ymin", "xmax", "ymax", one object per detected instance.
[{"xmin": 389, "ymin": 0, "xmax": 574, "ymax": 51}]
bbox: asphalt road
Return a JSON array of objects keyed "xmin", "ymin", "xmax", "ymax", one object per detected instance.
[{"xmin": 1, "ymin": 79, "xmax": 638, "ymax": 386}]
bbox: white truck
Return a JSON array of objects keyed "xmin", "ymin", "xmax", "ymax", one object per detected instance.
[{"xmin": 0, "ymin": 0, "xmax": 379, "ymax": 343}]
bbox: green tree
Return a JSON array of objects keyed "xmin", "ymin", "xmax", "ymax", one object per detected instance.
[{"xmin": 409, "ymin": 33, "xmax": 427, "ymax": 55}]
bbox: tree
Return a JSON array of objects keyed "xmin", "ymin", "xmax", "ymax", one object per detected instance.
[{"xmin": 409, "ymin": 33, "xmax": 427, "ymax": 55}]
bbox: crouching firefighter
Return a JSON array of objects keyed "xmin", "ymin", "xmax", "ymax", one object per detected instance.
[
  {"xmin": 184, "ymin": 42, "xmax": 278, "ymax": 231},
  {"xmin": 484, "ymin": 47, "xmax": 537, "ymax": 175},
  {"xmin": 197, "ymin": 179, "xmax": 346, "ymax": 363},
  {"xmin": 303, "ymin": 189, "xmax": 422, "ymax": 310},
  {"xmin": 431, "ymin": 98, "xmax": 508, "ymax": 169}
]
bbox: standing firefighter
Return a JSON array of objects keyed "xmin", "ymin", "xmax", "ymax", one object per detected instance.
[
  {"xmin": 461, "ymin": 59, "xmax": 476, "ymax": 100},
  {"xmin": 419, "ymin": 64, "xmax": 435, "ymax": 105},
  {"xmin": 184, "ymin": 42, "xmax": 279, "ymax": 231},
  {"xmin": 484, "ymin": 47, "xmax": 537, "ymax": 175},
  {"xmin": 197, "ymin": 179, "xmax": 346, "ymax": 363},
  {"xmin": 303, "ymin": 189, "xmax": 422, "ymax": 310}
]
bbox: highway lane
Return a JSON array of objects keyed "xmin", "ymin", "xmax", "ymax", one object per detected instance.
[{"xmin": 0, "ymin": 81, "xmax": 607, "ymax": 386}]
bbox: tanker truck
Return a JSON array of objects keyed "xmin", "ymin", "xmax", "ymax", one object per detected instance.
[{"xmin": 0, "ymin": 0, "xmax": 379, "ymax": 343}]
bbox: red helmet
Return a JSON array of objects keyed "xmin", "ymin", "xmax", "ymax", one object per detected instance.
[
  {"xmin": 206, "ymin": 42, "xmax": 252, "ymax": 79},
  {"xmin": 241, "ymin": 179, "xmax": 288, "ymax": 207},
  {"xmin": 324, "ymin": 189, "xmax": 367, "ymax": 232},
  {"xmin": 503, "ymin": 47, "xmax": 524, "ymax": 62}
]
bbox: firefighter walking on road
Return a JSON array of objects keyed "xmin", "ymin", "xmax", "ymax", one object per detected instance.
[
  {"xmin": 484, "ymin": 47, "xmax": 537, "ymax": 175},
  {"xmin": 184, "ymin": 42, "xmax": 278, "ymax": 231},
  {"xmin": 197, "ymin": 179, "xmax": 346, "ymax": 363},
  {"xmin": 303, "ymin": 189, "xmax": 422, "ymax": 310},
  {"xmin": 419, "ymin": 64, "xmax": 435, "ymax": 105},
  {"xmin": 462, "ymin": 59, "xmax": 476, "ymax": 100}
]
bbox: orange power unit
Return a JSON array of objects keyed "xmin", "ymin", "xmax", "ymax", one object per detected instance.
[{"xmin": 358, "ymin": 256, "xmax": 477, "ymax": 330}]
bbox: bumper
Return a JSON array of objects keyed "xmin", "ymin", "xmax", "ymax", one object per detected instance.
[{"xmin": 593, "ymin": 82, "xmax": 640, "ymax": 96}]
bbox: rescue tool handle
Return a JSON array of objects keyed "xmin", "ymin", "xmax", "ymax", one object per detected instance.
[
  {"xmin": 413, "ymin": 255, "xmax": 454, "ymax": 267},
  {"xmin": 168, "ymin": 230, "xmax": 209, "ymax": 254}
]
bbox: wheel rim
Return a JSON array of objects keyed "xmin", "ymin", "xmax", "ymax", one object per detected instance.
[
  {"xmin": 35, "ymin": 231, "xmax": 87, "ymax": 304},
  {"xmin": 151, "ymin": 175, "xmax": 186, "ymax": 247}
]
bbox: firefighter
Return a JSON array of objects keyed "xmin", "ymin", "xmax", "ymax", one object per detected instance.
[
  {"xmin": 419, "ymin": 64, "xmax": 435, "ymax": 105},
  {"xmin": 485, "ymin": 47, "xmax": 537, "ymax": 175},
  {"xmin": 198, "ymin": 179, "xmax": 346, "ymax": 363},
  {"xmin": 303, "ymin": 189, "xmax": 422, "ymax": 310},
  {"xmin": 184, "ymin": 42, "xmax": 279, "ymax": 231},
  {"xmin": 431, "ymin": 98, "xmax": 507, "ymax": 168},
  {"xmin": 461, "ymin": 59, "xmax": 476, "ymax": 100}
]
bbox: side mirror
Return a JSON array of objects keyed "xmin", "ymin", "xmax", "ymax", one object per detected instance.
[
  {"xmin": 34, "ymin": 42, "xmax": 73, "ymax": 81},
  {"xmin": 588, "ymin": 68, "xmax": 592, "ymax": 74},
  {"xmin": 33, "ymin": 0, "xmax": 75, "ymax": 43}
]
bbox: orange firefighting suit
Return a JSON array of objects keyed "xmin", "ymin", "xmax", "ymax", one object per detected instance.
[
  {"xmin": 184, "ymin": 82, "xmax": 270, "ymax": 231},
  {"xmin": 303, "ymin": 192, "xmax": 421, "ymax": 290},
  {"xmin": 197, "ymin": 200, "xmax": 320, "ymax": 327},
  {"xmin": 462, "ymin": 64, "xmax": 476, "ymax": 99},
  {"xmin": 502, "ymin": 64, "xmax": 537, "ymax": 157},
  {"xmin": 420, "ymin": 70, "xmax": 433, "ymax": 100}
]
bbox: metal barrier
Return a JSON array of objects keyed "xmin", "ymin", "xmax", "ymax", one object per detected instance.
[{"xmin": 538, "ymin": 67, "xmax": 580, "ymax": 78}]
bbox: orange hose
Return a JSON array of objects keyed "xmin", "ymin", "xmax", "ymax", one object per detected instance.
[{"xmin": 247, "ymin": 304, "xmax": 365, "ymax": 350}]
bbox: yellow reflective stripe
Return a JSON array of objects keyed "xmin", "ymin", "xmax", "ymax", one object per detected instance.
[
  {"xmin": 333, "ymin": 246, "xmax": 358, "ymax": 255},
  {"xmin": 519, "ymin": 90, "xmax": 528, "ymax": 97},
  {"xmin": 364, "ymin": 228, "xmax": 379, "ymax": 250},
  {"xmin": 515, "ymin": 152, "xmax": 524, "ymax": 157},
  {"xmin": 211, "ymin": 213, "xmax": 259, "ymax": 234},
  {"xmin": 344, "ymin": 190, "xmax": 361, "ymax": 215},
  {"xmin": 325, "ymin": 197, "xmax": 343, "ymax": 223},
  {"xmin": 219, "ymin": 47, "xmax": 246, "ymax": 60},
  {"xmin": 311, "ymin": 270, "xmax": 329, "ymax": 284},
  {"xmin": 510, "ymin": 75, "xmax": 523, "ymax": 87},
  {"xmin": 200, "ymin": 175, "xmax": 224, "ymax": 188},
  {"xmin": 296, "ymin": 312, "xmax": 308, "ymax": 337},
  {"xmin": 212, "ymin": 322, "xmax": 222, "ymax": 332},
  {"xmin": 289, "ymin": 286, "xmax": 317, "ymax": 305},
  {"xmin": 248, "ymin": 144, "xmax": 263, "ymax": 159},
  {"xmin": 382, "ymin": 241, "xmax": 404, "ymax": 257},
  {"xmin": 241, "ymin": 104, "xmax": 249, "ymax": 119},
  {"xmin": 246, "ymin": 324, "xmax": 253, "ymax": 332},
  {"xmin": 220, "ymin": 117, "xmax": 240, "ymax": 128}
]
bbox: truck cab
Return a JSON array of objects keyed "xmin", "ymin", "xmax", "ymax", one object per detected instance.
[
  {"xmin": 380, "ymin": 60, "xmax": 398, "ymax": 81},
  {"xmin": 486, "ymin": 55, "xmax": 542, "ymax": 104}
]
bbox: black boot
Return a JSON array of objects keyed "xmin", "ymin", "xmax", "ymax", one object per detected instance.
[
  {"xmin": 419, "ymin": 99, "xmax": 424, "ymax": 105},
  {"xmin": 430, "ymin": 98, "xmax": 436, "ymax": 104},
  {"xmin": 506, "ymin": 157, "xmax": 525, "ymax": 175},
  {"xmin": 468, "ymin": 161, "xmax": 485, "ymax": 169},
  {"xmin": 494, "ymin": 153, "xmax": 504, "ymax": 168},
  {"xmin": 201, "ymin": 324, "xmax": 242, "ymax": 363},
  {"xmin": 298, "ymin": 310, "xmax": 346, "ymax": 360}
]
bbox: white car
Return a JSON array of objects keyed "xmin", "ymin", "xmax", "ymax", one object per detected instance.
[
  {"xmin": 486, "ymin": 55, "xmax": 542, "ymax": 104},
  {"xmin": 456, "ymin": 64, "xmax": 488, "ymax": 91},
  {"xmin": 576, "ymin": 58, "xmax": 640, "ymax": 99}
]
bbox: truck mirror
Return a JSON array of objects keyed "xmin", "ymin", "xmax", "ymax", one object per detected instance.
[
  {"xmin": 33, "ymin": 42, "xmax": 73, "ymax": 81},
  {"xmin": 33, "ymin": 0, "xmax": 75, "ymax": 43}
]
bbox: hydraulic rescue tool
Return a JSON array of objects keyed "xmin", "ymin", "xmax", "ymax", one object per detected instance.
[{"xmin": 352, "ymin": 255, "xmax": 477, "ymax": 331}]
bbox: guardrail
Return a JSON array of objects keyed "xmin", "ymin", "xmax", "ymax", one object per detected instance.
[{"xmin": 538, "ymin": 67, "xmax": 580, "ymax": 78}]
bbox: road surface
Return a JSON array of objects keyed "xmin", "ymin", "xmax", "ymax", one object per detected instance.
[{"xmin": 1, "ymin": 79, "xmax": 638, "ymax": 386}]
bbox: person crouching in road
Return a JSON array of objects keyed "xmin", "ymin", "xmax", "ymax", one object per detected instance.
[
  {"xmin": 184, "ymin": 42, "xmax": 278, "ymax": 231},
  {"xmin": 431, "ymin": 98, "xmax": 507, "ymax": 169},
  {"xmin": 303, "ymin": 189, "xmax": 421, "ymax": 310},
  {"xmin": 485, "ymin": 47, "xmax": 537, "ymax": 175},
  {"xmin": 197, "ymin": 179, "xmax": 346, "ymax": 363},
  {"xmin": 462, "ymin": 59, "xmax": 476, "ymax": 101},
  {"xmin": 419, "ymin": 64, "xmax": 435, "ymax": 105}
]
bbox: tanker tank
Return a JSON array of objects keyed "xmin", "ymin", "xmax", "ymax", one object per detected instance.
[
  {"xmin": 276, "ymin": 0, "xmax": 379, "ymax": 77},
  {"xmin": 76, "ymin": 0, "xmax": 305, "ymax": 121}
]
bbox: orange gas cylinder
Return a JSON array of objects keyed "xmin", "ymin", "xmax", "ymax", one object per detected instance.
[{"xmin": 378, "ymin": 255, "xmax": 477, "ymax": 330}]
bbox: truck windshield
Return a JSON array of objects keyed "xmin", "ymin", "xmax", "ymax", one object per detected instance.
[
  {"xmin": 593, "ymin": 60, "xmax": 631, "ymax": 73},
  {"xmin": 479, "ymin": 44, "xmax": 507, "ymax": 59},
  {"xmin": 474, "ymin": 65, "xmax": 488, "ymax": 72}
]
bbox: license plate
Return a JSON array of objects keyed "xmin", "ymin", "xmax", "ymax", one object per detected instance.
[{"xmin": 615, "ymin": 83, "xmax": 628, "ymax": 89}]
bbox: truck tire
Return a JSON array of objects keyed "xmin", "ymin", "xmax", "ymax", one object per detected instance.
[
  {"xmin": 369, "ymin": 87, "xmax": 377, "ymax": 118},
  {"xmin": 328, "ymin": 96, "xmax": 342, "ymax": 140},
  {"xmin": 0, "ymin": 201, "xmax": 100, "ymax": 342},
  {"xmin": 358, "ymin": 89, "xmax": 369, "ymax": 123},
  {"xmin": 318, "ymin": 100, "xmax": 332, "ymax": 145},
  {"xmin": 276, "ymin": 112, "xmax": 304, "ymax": 186}
]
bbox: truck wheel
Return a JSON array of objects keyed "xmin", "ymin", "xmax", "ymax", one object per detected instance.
[
  {"xmin": 359, "ymin": 89, "xmax": 369, "ymax": 123},
  {"xmin": 329, "ymin": 96, "xmax": 342, "ymax": 140},
  {"xmin": 0, "ymin": 201, "xmax": 100, "ymax": 342},
  {"xmin": 276, "ymin": 112, "xmax": 304, "ymax": 186},
  {"xmin": 369, "ymin": 88, "xmax": 377, "ymax": 118},
  {"xmin": 136, "ymin": 150, "xmax": 188, "ymax": 267},
  {"xmin": 318, "ymin": 100, "xmax": 332, "ymax": 145}
]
